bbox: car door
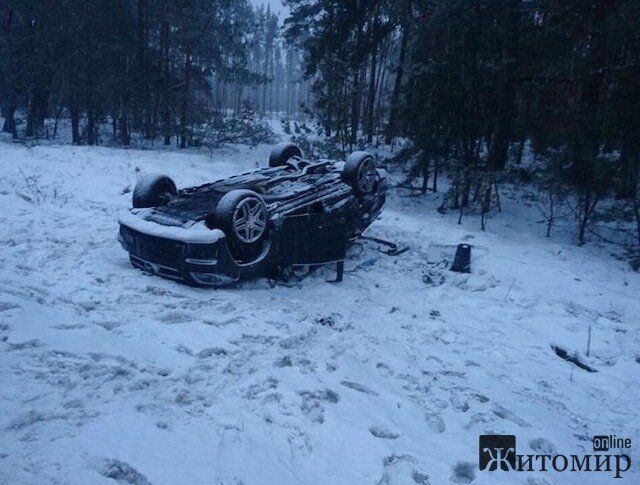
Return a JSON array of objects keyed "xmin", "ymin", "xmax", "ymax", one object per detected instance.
[{"xmin": 279, "ymin": 202, "xmax": 349, "ymax": 265}]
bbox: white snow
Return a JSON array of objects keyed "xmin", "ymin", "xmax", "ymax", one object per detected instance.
[
  {"xmin": 0, "ymin": 140, "xmax": 639, "ymax": 484},
  {"xmin": 119, "ymin": 210, "xmax": 225, "ymax": 245}
]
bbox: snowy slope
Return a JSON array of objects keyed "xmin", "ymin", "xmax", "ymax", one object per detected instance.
[{"xmin": 0, "ymin": 140, "xmax": 639, "ymax": 484}]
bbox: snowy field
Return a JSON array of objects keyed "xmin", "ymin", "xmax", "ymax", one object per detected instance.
[{"xmin": 0, "ymin": 139, "xmax": 639, "ymax": 484}]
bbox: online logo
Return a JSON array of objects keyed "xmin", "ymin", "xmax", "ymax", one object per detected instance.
[
  {"xmin": 477, "ymin": 434, "xmax": 632, "ymax": 478},
  {"xmin": 593, "ymin": 435, "xmax": 632, "ymax": 452},
  {"xmin": 479, "ymin": 435, "xmax": 516, "ymax": 471}
]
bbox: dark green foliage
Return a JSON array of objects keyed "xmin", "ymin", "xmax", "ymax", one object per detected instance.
[
  {"xmin": 285, "ymin": 0, "xmax": 640, "ymax": 246},
  {"xmin": 0, "ymin": 0, "xmax": 305, "ymax": 147},
  {"xmin": 192, "ymin": 109, "xmax": 276, "ymax": 149}
]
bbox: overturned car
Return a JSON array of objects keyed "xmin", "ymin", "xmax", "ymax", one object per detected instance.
[{"xmin": 118, "ymin": 142, "xmax": 387, "ymax": 286}]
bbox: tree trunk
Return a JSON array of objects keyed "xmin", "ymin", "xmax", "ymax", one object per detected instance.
[
  {"xmin": 70, "ymin": 104, "xmax": 80, "ymax": 144},
  {"xmin": 515, "ymin": 95, "xmax": 531, "ymax": 165},
  {"xmin": 617, "ymin": 134, "xmax": 639, "ymax": 199},
  {"xmin": 87, "ymin": 109, "xmax": 96, "ymax": 145},
  {"xmin": 570, "ymin": 9, "xmax": 605, "ymax": 186},
  {"xmin": 432, "ymin": 159, "xmax": 439, "ymax": 192},
  {"xmin": 137, "ymin": 0, "xmax": 150, "ymax": 137},
  {"xmin": 2, "ymin": 103, "xmax": 16, "ymax": 137},
  {"xmin": 25, "ymin": 86, "xmax": 48, "ymax": 138},
  {"xmin": 26, "ymin": 95, "xmax": 36, "ymax": 137},
  {"xmin": 350, "ymin": 69, "xmax": 361, "ymax": 147},
  {"xmin": 324, "ymin": 103, "xmax": 332, "ymax": 137},
  {"xmin": 633, "ymin": 194, "xmax": 640, "ymax": 248},
  {"xmin": 461, "ymin": 177, "xmax": 471, "ymax": 208},
  {"xmin": 180, "ymin": 45, "xmax": 192, "ymax": 149},
  {"xmin": 119, "ymin": 102, "xmax": 130, "ymax": 146},
  {"xmin": 52, "ymin": 102, "xmax": 63, "ymax": 139},
  {"xmin": 366, "ymin": 37, "xmax": 377, "ymax": 143},
  {"xmin": 161, "ymin": 3, "xmax": 171, "ymax": 145},
  {"xmin": 488, "ymin": 0, "xmax": 519, "ymax": 171},
  {"xmin": 578, "ymin": 187, "xmax": 591, "ymax": 246},
  {"xmin": 385, "ymin": 2, "xmax": 410, "ymax": 144},
  {"xmin": 481, "ymin": 178, "xmax": 493, "ymax": 231},
  {"xmin": 420, "ymin": 158, "xmax": 429, "ymax": 194}
]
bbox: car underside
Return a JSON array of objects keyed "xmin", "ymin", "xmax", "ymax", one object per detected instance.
[{"xmin": 118, "ymin": 143, "xmax": 387, "ymax": 286}]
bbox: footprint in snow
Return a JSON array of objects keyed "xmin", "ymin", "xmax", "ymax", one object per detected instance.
[
  {"xmin": 202, "ymin": 316, "xmax": 244, "ymax": 327},
  {"xmin": 340, "ymin": 380, "xmax": 379, "ymax": 396},
  {"xmin": 52, "ymin": 323, "xmax": 87, "ymax": 330},
  {"xmin": 279, "ymin": 332, "xmax": 310, "ymax": 350},
  {"xmin": 370, "ymin": 426, "xmax": 400, "ymax": 440},
  {"xmin": 491, "ymin": 403, "xmax": 531, "ymax": 428},
  {"xmin": 6, "ymin": 409, "xmax": 67, "ymax": 431},
  {"xmin": 529, "ymin": 437, "xmax": 556, "ymax": 454},
  {"xmin": 216, "ymin": 302, "xmax": 236, "ymax": 314},
  {"xmin": 424, "ymin": 412, "xmax": 445, "ymax": 433},
  {"xmin": 449, "ymin": 390, "xmax": 470, "ymax": 412},
  {"xmin": 451, "ymin": 461, "xmax": 475, "ymax": 483},
  {"xmin": 525, "ymin": 478, "xmax": 552, "ymax": 485},
  {"xmin": 94, "ymin": 320, "xmax": 124, "ymax": 332},
  {"xmin": 98, "ymin": 459, "xmax": 152, "ymax": 485},
  {"xmin": 463, "ymin": 413, "xmax": 489, "ymax": 430},
  {"xmin": 175, "ymin": 343, "xmax": 193, "ymax": 355},
  {"xmin": 143, "ymin": 285, "xmax": 186, "ymax": 298},
  {"xmin": 223, "ymin": 358, "xmax": 255, "ymax": 376},
  {"xmin": 7, "ymin": 339, "xmax": 41, "ymax": 351},
  {"xmin": 197, "ymin": 347, "xmax": 227, "ymax": 359},
  {"xmin": 298, "ymin": 388, "xmax": 339, "ymax": 424},
  {"xmin": 376, "ymin": 362, "xmax": 394, "ymax": 377},
  {"xmin": 243, "ymin": 377, "xmax": 279, "ymax": 399},
  {"xmin": 0, "ymin": 301, "xmax": 21, "ymax": 312},
  {"xmin": 159, "ymin": 311, "xmax": 192, "ymax": 324},
  {"xmin": 377, "ymin": 454, "xmax": 430, "ymax": 485}
]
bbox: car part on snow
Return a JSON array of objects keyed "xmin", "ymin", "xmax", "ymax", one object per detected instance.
[
  {"xmin": 132, "ymin": 173, "xmax": 177, "ymax": 209},
  {"xmin": 343, "ymin": 151, "xmax": 378, "ymax": 196},
  {"xmin": 269, "ymin": 142, "xmax": 303, "ymax": 167},
  {"xmin": 451, "ymin": 243, "xmax": 471, "ymax": 273},
  {"xmin": 359, "ymin": 235, "xmax": 410, "ymax": 256},
  {"xmin": 326, "ymin": 260, "xmax": 344, "ymax": 283}
]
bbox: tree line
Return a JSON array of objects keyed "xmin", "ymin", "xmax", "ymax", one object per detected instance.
[
  {"xmin": 1, "ymin": 1, "xmax": 639, "ymax": 249},
  {"xmin": 284, "ymin": 0, "xmax": 640, "ymax": 247},
  {"xmin": 0, "ymin": 1, "xmax": 308, "ymax": 147}
]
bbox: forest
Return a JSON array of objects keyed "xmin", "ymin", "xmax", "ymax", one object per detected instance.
[
  {"xmin": 1, "ymin": 4, "xmax": 640, "ymax": 483},
  {"xmin": 0, "ymin": 0, "xmax": 309, "ymax": 148},
  {"xmin": 284, "ymin": 0, "xmax": 640, "ymax": 250},
  {"xmin": 1, "ymin": 0, "xmax": 640, "ymax": 254}
]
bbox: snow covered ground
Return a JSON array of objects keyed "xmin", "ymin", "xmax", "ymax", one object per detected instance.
[{"xmin": 0, "ymin": 139, "xmax": 639, "ymax": 484}]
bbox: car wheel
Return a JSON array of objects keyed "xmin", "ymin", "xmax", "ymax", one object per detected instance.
[
  {"xmin": 269, "ymin": 142, "xmax": 303, "ymax": 167},
  {"xmin": 216, "ymin": 189, "xmax": 269, "ymax": 261},
  {"xmin": 343, "ymin": 151, "xmax": 378, "ymax": 196},
  {"xmin": 132, "ymin": 173, "xmax": 177, "ymax": 208}
]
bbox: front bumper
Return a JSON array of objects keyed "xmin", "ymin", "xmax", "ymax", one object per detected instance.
[{"xmin": 118, "ymin": 222, "xmax": 255, "ymax": 286}]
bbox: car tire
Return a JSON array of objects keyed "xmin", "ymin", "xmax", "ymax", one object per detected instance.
[
  {"xmin": 269, "ymin": 142, "xmax": 303, "ymax": 167},
  {"xmin": 132, "ymin": 173, "xmax": 177, "ymax": 208},
  {"xmin": 216, "ymin": 189, "xmax": 269, "ymax": 261},
  {"xmin": 343, "ymin": 151, "xmax": 377, "ymax": 196}
]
